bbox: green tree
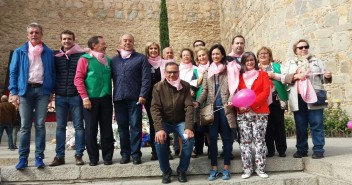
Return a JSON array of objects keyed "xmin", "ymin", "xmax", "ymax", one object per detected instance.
[{"xmin": 159, "ymin": 0, "xmax": 170, "ymax": 51}]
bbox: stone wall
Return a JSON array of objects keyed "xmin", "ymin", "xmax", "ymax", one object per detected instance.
[
  {"xmin": 0, "ymin": 0, "xmax": 220, "ymax": 94},
  {"xmin": 220, "ymin": 0, "xmax": 352, "ymax": 116}
]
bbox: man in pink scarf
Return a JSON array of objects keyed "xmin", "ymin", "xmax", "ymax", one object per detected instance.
[
  {"xmin": 49, "ymin": 30, "xmax": 85, "ymax": 167},
  {"xmin": 227, "ymin": 35, "xmax": 245, "ymax": 64},
  {"xmin": 112, "ymin": 33, "xmax": 151, "ymax": 165},
  {"xmin": 9, "ymin": 22, "xmax": 55, "ymax": 170},
  {"xmin": 74, "ymin": 36, "xmax": 114, "ymax": 166},
  {"xmin": 151, "ymin": 62, "xmax": 194, "ymax": 184}
]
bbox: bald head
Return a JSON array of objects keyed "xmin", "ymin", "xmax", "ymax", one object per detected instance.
[
  {"xmin": 162, "ymin": 47, "xmax": 174, "ymax": 60},
  {"xmin": 1, "ymin": 95, "xmax": 8, "ymax": 102}
]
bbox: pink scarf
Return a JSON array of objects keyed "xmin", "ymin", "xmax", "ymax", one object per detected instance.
[
  {"xmin": 166, "ymin": 78, "xmax": 183, "ymax": 91},
  {"xmin": 85, "ymin": 48, "xmax": 108, "ymax": 66},
  {"xmin": 207, "ymin": 63, "xmax": 225, "ymax": 79},
  {"xmin": 243, "ymin": 69, "xmax": 259, "ymax": 89},
  {"xmin": 179, "ymin": 61, "xmax": 193, "ymax": 72},
  {"xmin": 298, "ymin": 79, "xmax": 317, "ymax": 103},
  {"xmin": 228, "ymin": 49, "xmax": 242, "ymax": 58},
  {"xmin": 55, "ymin": 44, "xmax": 84, "ymax": 59},
  {"xmin": 148, "ymin": 56, "xmax": 162, "ymax": 68},
  {"xmin": 198, "ymin": 62, "xmax": 210, "ymax": 74},
  {"xmin": 226, "ymin": 61, "xmax": 241, "ymax": 95},
  {"xmin": 160, "ymin": 59, "xmax": 176, "ymax": 81},
  {"xmin": 117, "ymin": 49, "xmax": 132, "ymax": 59},
  {"xmin": 28, "ymin": 41, "xmax": 43, "ymax": 62}
]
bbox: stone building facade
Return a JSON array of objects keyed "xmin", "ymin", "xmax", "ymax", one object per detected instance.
[
  {"xmin": 0, "ymin": 0, "xmax": 351, "ymax": 116},
  {"xmin": 220, "ymin": 0, "xmax": 352, "ymax": 116}
]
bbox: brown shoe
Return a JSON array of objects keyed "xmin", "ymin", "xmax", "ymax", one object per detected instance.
[
  {"xmin": 75, "ymin": 155, "xmax": 85, "ymax": 165},
  {"xmin": 49, "ymin": 157, "xmax": 65, "ymax": 166}
]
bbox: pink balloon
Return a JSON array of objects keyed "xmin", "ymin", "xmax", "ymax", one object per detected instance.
[
  {"xmin": 232, "ymin": 89, "xmax": 256, "ymax": 108},
  {"xmin": 347, "ymin": 121, "xmax": 352, "ymax": 129}
]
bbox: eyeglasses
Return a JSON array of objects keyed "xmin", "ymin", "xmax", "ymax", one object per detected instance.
[
  {"xmin": 297, "ymin": 46, "xmax": 309, "ymax": 50},
  {"xmin": 165, "ymin": 71, "xmax": 179, "ymax": 75}
]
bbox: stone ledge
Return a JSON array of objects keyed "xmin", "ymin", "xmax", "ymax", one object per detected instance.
[
  {"xmin": 1, "ymin": 166, "xmax": 80, "ymax": 181},
  {"xmin": 0, "ymin": 172, "xmax": 318, "ymax": 185}
]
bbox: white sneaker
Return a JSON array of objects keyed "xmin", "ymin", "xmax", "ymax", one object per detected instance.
[
  {"xmin": 255, "ymin": 169, "xmax": 269, "ymax": 178},
  {"xmin": 241, "ymin": 172, "xmax": 252, "ymax": 179}
]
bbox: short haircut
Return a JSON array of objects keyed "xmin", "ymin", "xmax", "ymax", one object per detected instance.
[
  {"xmin": 208, "ymin": 44, "xmax": 227, "ymax": 65},
  {"xmin": 293, "ymin": 39, "xmax": 309, "ymax": 54},
  {"xmin": 179, "ymin": 48, "xmax": 194, "ymax": 61},
  {"xmin": 257, "ymin": 46, "xmax": 273, "ymax": 62},
  {"xmin": 60, "ymin": 30, "xmax": 75, "ymax": 41},
  {"xmin": 193, "ymin": 40, "xmax": 205, "ymax": 47},
  {"xmin": 231, "ymin": 35, "xmax": 245, "ymax": 44},
  {"xmin": 164, "ymin": 61, "xmax": 179, "ymax": 69},
  {"xmin": 240, "ymin": 51, "xmax": 259, "ymax": 73},
  {"xmin": 194, "ymin": 46, "xmax": 208, "ymax": 64},
  {"xmin": 120, "ymin": 33, "xmax": 134, "ymax": 43},
  {"xmin": 87, "ymin": 36, "xmax": 103, "ymax": 50},
  {"xmin": 27, "ymin": 22, "xmax": 43, "ymax": 34},
  {"xmin": 145, "ymin": 42, "xmax": 160, "ymax": 57}
]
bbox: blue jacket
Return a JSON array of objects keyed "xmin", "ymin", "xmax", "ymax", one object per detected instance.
[
  {"xmin": 8, "ymin": 42, "xmax": 55, "ymax": 96},
  {"xmin": 111, "ymin": 51, "xmax": 151, "ymax": 101}
]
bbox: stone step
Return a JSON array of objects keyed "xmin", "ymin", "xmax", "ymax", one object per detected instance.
[
  {"xmin": 0, "ymin": 155, "xmax": 303, "ymax": 182},
  {"xmin": 0, "ymin": 172, "xmax": 317, "ymax": 185}
]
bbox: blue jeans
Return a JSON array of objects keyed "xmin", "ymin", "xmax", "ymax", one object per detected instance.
[
  {"xmin": 293, "ymin": 95, "xmax": 325, "ymax": 155},
  {"xmin": 55, "ymin": 95, "xmax": 85, "ymax": 157},
  {"xmin": 19, "ymin": 86, "xmax": 50, "ymax": 159},
  {"xmin": 209, "ymin": 108, "xmax": 233, "ymax": 166},
  {"xmin": 155, "ymin": 122, "xmax": 195, "ymax": 173},
  {"xmin": 114, "ymin": 100, "xmax": 142, "ymax": 159},
  {"xmin": 0, "ymin": 124, "xmax": 14, "ymax": 149}
]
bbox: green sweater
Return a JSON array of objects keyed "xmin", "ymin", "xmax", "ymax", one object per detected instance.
[{"xmin": 83, "ymin": 54, "xmax": 112, "ymax": 98}]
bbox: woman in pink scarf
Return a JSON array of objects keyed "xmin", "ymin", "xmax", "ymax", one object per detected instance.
[
  {"xmin": 190, "ymin": 46, "xmax": 210, "ymax": 158},
  {"xmin": 237, "ymin": 52, "xmax": 271, "ymax": 179},
  {"xmin": 144, "ymin": 42, "xmax": 174, "ymax": 161},
  {"xmin": 281, "ymin": 39, "xmax": 332, "ymax": 160},
  {"xmin": 195, "ymin": 44, "xmax": 238, "ymax": 181}
]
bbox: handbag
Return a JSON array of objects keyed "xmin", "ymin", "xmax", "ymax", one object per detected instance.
[
  {"xmin": 312, "ymin": 89, "xmax": 328, "ymax": 106},
  {"xmin": 200, "ymin": 79, "xmax": 223, "ymax": 126}
]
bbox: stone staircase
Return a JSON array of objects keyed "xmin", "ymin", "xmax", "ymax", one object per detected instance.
[
  {"xmin": 1, "ymin": 153, "xmax": 352, "ymax": 184},
  {"xmin": 1, "ymin": 138, "xmax": 352, "ymax": 184}
]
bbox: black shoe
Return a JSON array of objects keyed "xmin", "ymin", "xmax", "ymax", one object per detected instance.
[
  {"xmin": 293, "ymin": 152, "xmax": 308, "ymax": 158},
  {"xmin": 120, "ymin": 157, "xmax": 130, "ymax": 164},
  {"xmin": 312, "ymin": 153, "xmax": 324, "ymax": 159},
  {"xmin": 174, "ymin": 149, "xmax": 180, "ymax": 156},
  {"xmin": 162, "ymin": 168, "xmax": 172, "ymax": 184},
  {"xmin": 279, "ymin": 153, "xmax": 287, "ymax": 157},
  {"xmin": 151, "ymin": 153, "xmax": 158, "ymax": 161},
  {"xmin": 177, "ymin": 169, "xmax": 187, "ymax": 183},
  {"xmin": 266, "ymin": 153, "xmax": 275, "ymax": 157},
  {"xmin": 104, "ymin": 161, "xmax": 113, "ymax": 165},
  {"xmin": 89, "ymin": 161, "xmax": 98, "ymax": 166},
  {"xmin": 132, "ymin": 158, "xmax": 142, "ymax": 165}
]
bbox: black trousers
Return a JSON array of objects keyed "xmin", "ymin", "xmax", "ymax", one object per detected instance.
[
  {"xmin": 193, "ymin": 123, "xmax": 205, "ymax": 154},
  {"xmin": 83, "ymin": 95, "xmax": 114, "ymax": 162},
  {"xmin": 265, "ymin": 97, "xmax": 287, "ymax": 155}
]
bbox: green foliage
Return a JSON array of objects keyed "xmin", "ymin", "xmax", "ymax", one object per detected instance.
[
  {"xmin": 284, "ymin": 112, "xmax": 296, "ymax": 137},
  {"xmin": 284, "ymin": 102, "xmax": 351, "ymax": 137},
  {"xmin": 323, "ymin": 102, "xmax": 350, "ymax": 137},
  {"xmin": 159, "ymin": 0, "xmax": 170, "ymax": 50}
]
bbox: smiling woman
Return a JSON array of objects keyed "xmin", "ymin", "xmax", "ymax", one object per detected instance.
[{"xmin": 237, "ymin": 51, "xmax": 271, "ymax": 179}]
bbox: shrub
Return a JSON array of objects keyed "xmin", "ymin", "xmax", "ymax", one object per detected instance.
[{"xmin": 284, "ymin": 102, "xmax": 351, "ymax": 137}]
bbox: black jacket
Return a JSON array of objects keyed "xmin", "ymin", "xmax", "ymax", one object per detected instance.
[{"xmin": 54, "ymin": 51, "xmax": 85, "ymax": 96}]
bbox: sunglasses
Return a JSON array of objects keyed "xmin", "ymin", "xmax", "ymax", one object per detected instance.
[
  {"xmin": 165, "ymin": 71, "xmax": 179, "ymax": 75},
  {"xmin": 297, "ymin": 46, "xmax": 309, "ymax": 50}
]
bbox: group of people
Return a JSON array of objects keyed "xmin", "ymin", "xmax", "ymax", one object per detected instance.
[{"xmin": 6, "ymin": 22, "xmax": 332, "ymax": 184}]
